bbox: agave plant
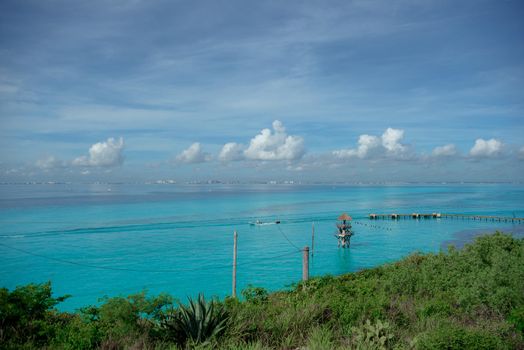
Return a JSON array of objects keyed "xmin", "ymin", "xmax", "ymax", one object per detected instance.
[{"xmin": 162, "ymin": 293, "xmax": 229, "ymax": 346}]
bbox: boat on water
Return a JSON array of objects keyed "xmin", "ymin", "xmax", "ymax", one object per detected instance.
[{"xmin": 249, "ymin": 219, "xmax": 281, "ymax": 226}]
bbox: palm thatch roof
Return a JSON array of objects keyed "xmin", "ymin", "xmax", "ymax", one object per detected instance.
[{"xmin": 338, "ymin": 213, "xmax": 352, "ymax": 221}]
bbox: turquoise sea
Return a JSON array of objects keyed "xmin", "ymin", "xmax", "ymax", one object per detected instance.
[{"xmin": 1, "ymin": 183, "xmax": 523, "ymax": 311}]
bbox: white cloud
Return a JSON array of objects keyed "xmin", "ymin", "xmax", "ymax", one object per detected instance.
[
  {"xmin": 333, "ymin": 127, "xmax": 407, "ymax": 159},
  {"xmin": 432, "ymin": 144, "xmax": 457, "ymax": 157},
  {"xmin": 218, "ymin": 142, "xmax": 245, "ymax": 162},
  {"xmin": 518, "ymin": 146, "xmax": 524, "ymax": 160},
  {"xmin": 243, "ymin": 120, "xmax": 305, "ymax": 161},
  {"xmin": 36, "ymin": 156, "xmax": 66, "ymax": 169},
  {"xmin": 73, "ymin": 137, "xmax": 124, "ymax": 167},
  {"xmin": 469, "ymin": 138, "xmax": 503, "ymax": 158},
  {"xmin": 176, "ymin": 142, "xmax": 210, "ymax": 163},
  {"xmin": 381, "ymin": 128, "xmax": 406, "ymax": 155},
  {"xmin": 333, "ymin": 134, "xmax": 381, "ymax": 159}
]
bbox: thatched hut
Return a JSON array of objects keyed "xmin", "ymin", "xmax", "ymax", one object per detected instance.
[{"xmin": 336, "ymin": 213, "xmax": 353, "ymax": 248}]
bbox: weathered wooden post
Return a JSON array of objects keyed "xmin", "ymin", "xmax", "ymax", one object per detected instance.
[
  {"xmin": 302, "ymin": 246, "xmax": 309, "ymax": 281},
  {"xmin": 232, "ymin": 230, "xmax": 238, "ymax": 298},
  {"xmin": 311, "ymin": 222, "xmax": 315, "ymax": 257}
]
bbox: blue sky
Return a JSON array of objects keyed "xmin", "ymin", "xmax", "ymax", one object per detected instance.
[{"xmin": 0, "ymin": 0, "xmax": 523, "ymax": 182}]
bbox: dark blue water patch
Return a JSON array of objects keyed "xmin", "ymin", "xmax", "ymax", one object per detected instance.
[
  {"xmin": 0, "ymin": 192, "xmax": 240, "ymax": 209},
  {"xmin": 0, "ymin": 219, "xmax": 248, "ymax": 238},
  {"xmin": 0, "ymin": 212, "xmax": 371, "ymax": 239},
  {"xmin": 441, "ymin": 225, "xmax": 524, "ymax": 250}
]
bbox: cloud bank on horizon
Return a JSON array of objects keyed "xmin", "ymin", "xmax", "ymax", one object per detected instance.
[
  {"xmin": 33, "ymin": 121, "xmax": 521, "ymax": 171},
  {"xmin": 0, "ymin": 0, "xmax": 523, "ymax": 182}
]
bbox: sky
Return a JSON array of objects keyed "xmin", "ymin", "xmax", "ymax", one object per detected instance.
[{"xmin": 0, "ymin": 0, "xmax": 523, "ymax": 183}]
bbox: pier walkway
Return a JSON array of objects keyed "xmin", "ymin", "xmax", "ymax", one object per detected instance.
[{"xmin": 368, "ymin": 213, "xmax": 524, "ymax": 223}]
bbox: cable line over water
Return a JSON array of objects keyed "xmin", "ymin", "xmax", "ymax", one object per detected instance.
[
  {"xmin": 275, "ymin": 224, "xmax": 303, "ymax": 251},
  {"xmin": 0, "ymin": 242, "xmax": 298, "ymax": 274}
]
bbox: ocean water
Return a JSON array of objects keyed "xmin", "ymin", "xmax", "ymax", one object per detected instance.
[{"xmin": 1, "ymin": 183, "xmax": 523, "ymax": 311}]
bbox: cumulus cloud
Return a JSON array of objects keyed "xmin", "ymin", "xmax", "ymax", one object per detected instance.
[
  {"xmin": 36, "ymin": 156, "xmax": 66, "ymax": 169},
  {"xmin": 381, "ymin": 128, "xmax": 406, "ymax": 155},
  {"xmin": 73, "ymin": 137, "xmax": 124, "ymax": 167},
  {"xmin": 176, "ymin": 142, "xmax": 210, "ymax": 163},
  {"xmin": 432, "ymin": 144, "xmax": 457, "ymax": 157},
  {"xmin": 243, "ymin": 120, "xmax": 305, "ymax": 161},
  {"xmin": 333, "ymin": 127, "xmax": 408, "ymax": 159},
  {"xmin": 219, "ymin": 142, "xmax": 244, "ymax": 162},
  {"xmin": 333, "ymin": 134, "xmax": 381, "ymax": 158},
  {"xmin": 469, "ymin": 138, "xmax": 503, "ymax": 158}
]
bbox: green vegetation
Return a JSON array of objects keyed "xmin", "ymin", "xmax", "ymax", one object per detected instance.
[
  {"xmin": 161, "ymin": 294, "xmax": 229, "ymax": 347},
  {"xmin": 1, "ymin": 232, "xmax": 523, "ymax": 349}
]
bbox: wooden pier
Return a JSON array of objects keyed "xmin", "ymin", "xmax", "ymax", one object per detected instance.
[{"xmin": 368, "ymin": 213, "xmax": 524, "ymax": 223}]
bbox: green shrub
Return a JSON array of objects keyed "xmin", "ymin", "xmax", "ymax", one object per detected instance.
[
  {"xmin": 418, "ymin": 298, "xmax": 452, "ymax": 318},
  {"xmin": 509, "ymin": 305, "xmax": 524, "ymax": 334},
  {"xmin": 77, "ymin": 291, "xmax": 173, "ymax": 348},
  {"xmin": 51, "ymin": 314, "xmax": 100, "ymax": 350},
  {"xmin": 0, "ymin": 281, "xmax": 68, "ymax": 348},
  {"xmin": 241, "ymin": 286, "xmax": 268, "ymax": 304},
  {"xmin": 417, "ymin": 323, "xmax": 506, "ymax": 350}
]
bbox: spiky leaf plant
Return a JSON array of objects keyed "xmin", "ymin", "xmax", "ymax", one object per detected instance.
[{"xmin": 162, "ymin": 293, "xmax": 229, "ymax": 346}]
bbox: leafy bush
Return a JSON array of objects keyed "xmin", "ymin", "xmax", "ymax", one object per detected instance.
[
  {"xmin": 509, "ymin": 305, "xmax": 524, "ymax": 335},
  {"xmin": 50, "ymin": 291, "xmax": 173, "ymax": 349},
  {"xmin": 51, "ymin": 314, "xmax": 100, "ymax": 350},
  {"xmin": 241, "ymin": 285, "xmax": 269, "ymax": 304},
  {"xmin": 79, "ymin": 291, "xmax": 172, "ymax": 348},
  {"xmin": 417, "ymin": 297, "xmax": 453, "ymax": 318},
  {"xmin": 0, "ymin": 281, "xmax": 68, "ymax": 348},
  {"xmin": 417, "ymin": 323, "xmax": 507, "ymax": 349}
]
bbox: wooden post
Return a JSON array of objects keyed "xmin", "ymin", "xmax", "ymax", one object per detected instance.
[
  {"xmin": 302, "ymin": 246, "xmax": 309, "ymax": 281},
  {"xmin": 232, "ymin": 230, "xmax": 238, "ymax": 298},
  {"xmin": 311, "ymin": 222, "xmax": 315, "ymax": 257}
]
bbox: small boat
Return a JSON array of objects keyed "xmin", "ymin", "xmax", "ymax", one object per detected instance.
[{"xmin": 249, "ymin": 219, "xmax": 281, "ymax": 226}]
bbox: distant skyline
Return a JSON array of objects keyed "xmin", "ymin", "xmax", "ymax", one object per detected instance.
[{"xmin": 1, "ymin": 0, "xmax": 523, "ymax": 183}]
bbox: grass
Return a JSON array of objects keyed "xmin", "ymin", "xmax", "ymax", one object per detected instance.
[{"xmin": 1, "ymin": 231, "xmax": 523, "ymax": 349}]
